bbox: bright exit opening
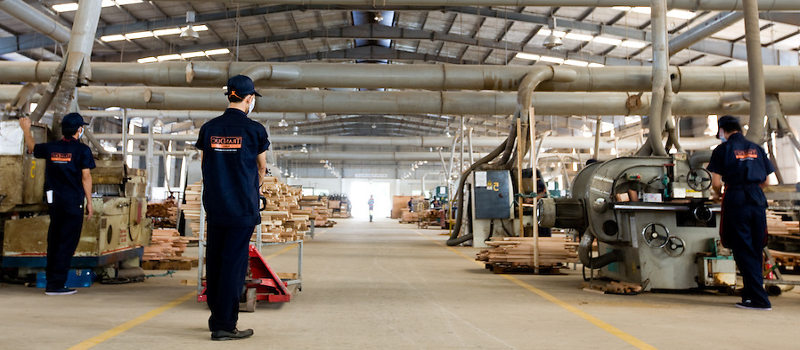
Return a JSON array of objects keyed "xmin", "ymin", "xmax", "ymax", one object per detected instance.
[{"xmin": 349, "ymin": 180, "xmax": 391, "ymax": 221}]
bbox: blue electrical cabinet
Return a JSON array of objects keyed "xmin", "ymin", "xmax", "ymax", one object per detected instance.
[{"xmin": 473, "ymin": 170, "xmax": 512, "ymax": 219}]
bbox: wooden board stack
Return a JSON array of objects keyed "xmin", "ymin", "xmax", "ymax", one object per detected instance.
[
  {"xmin": 258, "ymin": 177, "xmax": 309, "ymax": 242},
  {"xmin": 146, "ymin": 198, "xmax": 178, "ymax": 228},
  {"xmin": 142, "ymin": 228, "xmax": 195, "ymax": 270},
  {"xmin": 476, "ymin": 236, "xmax": 579, "ymax": 269},
  {"xmin": 766, "ymin": 210, "xmax": 800, "ymax": 236},
  {"xmin": 182, "ymin": 178, "xmax": 312, "ymax": 243},
  {"xmin": 299, "ymin": 196, "xmax": 336, "ymax": 227},
  {"xmin": 182, "ymin": 182, "xmax": 204, "ymax": 235}
]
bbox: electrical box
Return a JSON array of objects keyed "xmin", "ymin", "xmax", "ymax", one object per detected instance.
[{"xmin": 473, "ymin": 170, "xmax": 512, "ymax": 219}]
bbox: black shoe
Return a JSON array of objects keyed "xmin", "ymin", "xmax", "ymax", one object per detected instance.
[
  {"xmin": 735, "ymin": 300, "xmax": 771, "ymax": 311},
  {"xmin": 45, "ymin": 288, "xmax": 77, "ymax": 296},
  {"xmin": 211, "ymin": 328, "xmax": 254, "ymax": 341}
]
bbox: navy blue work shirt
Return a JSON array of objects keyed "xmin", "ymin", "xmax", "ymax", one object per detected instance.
[
  {"xmin": 33, "ymin": 137, "xmax": 96, "ymax": 215},
  {"xmin": 707, "ymin": 132, "xmax": 774, "ymax": 207},
  {"xmin": 195, "ymin": 108, "xmax": 270, "ymax": 227}
]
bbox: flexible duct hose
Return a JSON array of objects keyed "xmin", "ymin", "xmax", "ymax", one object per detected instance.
[{"xmin": 578, "ymin": 232, "xmax": 621, "ymax": 269}]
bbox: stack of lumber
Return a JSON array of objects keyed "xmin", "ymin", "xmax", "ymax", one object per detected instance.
[
  {"xmin": 146, "ymin": 198, "xmax": 178, "ymax": 228},
  {"xmin": 299, "ymin": 196, "xmax": 336, "ymax": 227},
  {"xmin": 476, "ymin": 237, "xmax": 579, "ymax": 267},
  {"xmin": 258, "ymin": 177, "xmax": 309, "ymax": 242},
  {"xmin": 182, "ymin": 178, "xmax": 311, "ymax": 243},
  {"xmin": 141, "ymin": 229, "xmax": 195, "ymax": 270},
  {"xmin": 767, "ymin": 210, "xmax": 800, "ymax": 236},
  {"xmin": 182, "ymin": 182, "xmax": 203, "ymax": 235},
  {"xmin": 399, "ymin": 208, "xmax": 419, "ymax": 223}
]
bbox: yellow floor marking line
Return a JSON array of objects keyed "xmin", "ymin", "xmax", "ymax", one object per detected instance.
[
  {"xmin": 416, "ymin": 231, "xmax": 657, "ymax": 350},
  {"xmin": 69, "ymin": 244, "xmax": 296, "ymax": 350},
  {"xmin": 67, "ymin": 291, "xmax": 196, "ymax": 350}
]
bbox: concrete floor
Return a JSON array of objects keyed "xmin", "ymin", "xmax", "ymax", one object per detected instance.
[{"xmin": 3, "ymin": 218, "xmax": 800, "ymax": 349}]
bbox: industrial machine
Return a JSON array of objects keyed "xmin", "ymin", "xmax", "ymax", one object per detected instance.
[
  {"xmin": 538, "ymin": 154, "xmax": 736, "ymax": 291},
  {"xmin": 0, "ymin": 121, "xmax": 150, "ymax": 280}
]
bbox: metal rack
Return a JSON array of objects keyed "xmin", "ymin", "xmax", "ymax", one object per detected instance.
[{"xmin": 196, "ymin": 188, "xmax": 304, "ymax": 297}]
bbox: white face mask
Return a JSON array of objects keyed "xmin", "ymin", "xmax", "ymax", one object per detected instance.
[
  {"xmin": 78, "ymin": 127, "xmax": 84, "ymax": 139},
  {"xmin": 248, "ymin": 97, "xmax": 256, "ymax": 114},
  {"xmin": 718, "ymin": 129, "xmax": 726, "ymax": 142}
]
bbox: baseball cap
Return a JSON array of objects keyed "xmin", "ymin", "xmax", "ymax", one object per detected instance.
[
  {"xmin": 716, "ymin": 115, "xmax": 741, "ymax": 138},
  {"xmin": 61, "ymin": 112, "xmax": 89, "ymax": 130},
  {"xmin": 224, "ymin": 75, "xmax": 261, "ymax": 98}
]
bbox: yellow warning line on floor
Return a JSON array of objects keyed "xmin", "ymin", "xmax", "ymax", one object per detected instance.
[
  {"xmin": 67, "ymin": 291, "xmax": 195, "ymax": 350},
  {"xmin": 417, "ymin": 231, "xmax": 657, "ymax": 350},
  {"xmin": 68, "ymin": 244, "xmax": 295, "ymax": 349}
]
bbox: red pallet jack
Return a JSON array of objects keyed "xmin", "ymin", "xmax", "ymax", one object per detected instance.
[{"xmin": 198, "ymin": 245, "xmax": 292, "ymax": 311}]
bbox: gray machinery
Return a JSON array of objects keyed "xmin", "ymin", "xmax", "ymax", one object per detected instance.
[
  {"xmin": 538, "ymin": 154, "xmax": 736, "ymax": 291},
  {"xmin": 469, "ymin": 170, "xmax": 514, "ymax": 248}
]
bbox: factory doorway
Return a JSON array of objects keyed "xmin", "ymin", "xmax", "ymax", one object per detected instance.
[{"xmin": 348, "ymin": 180, "xmax": 391, "ymax": 221}]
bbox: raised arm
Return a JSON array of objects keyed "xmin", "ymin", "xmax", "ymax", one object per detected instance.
[{"xmin": 18, "ymin": 117, "xmax": 36, "ymax": 153}]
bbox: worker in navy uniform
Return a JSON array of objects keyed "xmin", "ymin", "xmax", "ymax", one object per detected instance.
[
  {"xmin": 195, "ymin": 75, "xmax": 269, "ymax": 340},
  {"xmin": 19, "ymin": 113, "xmax": 95, "ymax": 296},
  {"xmin": 707, "ymin": 115, "xmax": 773, "ymax": 311}
]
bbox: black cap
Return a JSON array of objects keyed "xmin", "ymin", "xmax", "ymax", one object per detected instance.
[
  {"xmin": 224, "ymin": 75, "xmax": 261, "ymax": 98},
  {"xmin": 61, "ymin": 112, "xmax": 89, "ymax": 130},
  {"xmin": 716, "ymin": 115, "xmax": 741, "ymax": 138}
]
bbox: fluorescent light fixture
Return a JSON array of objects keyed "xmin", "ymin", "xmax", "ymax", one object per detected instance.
[
  {"xmin": 667, "ymin": 9, "xmax": 697, "ymax": 19},
  {"xmin": 180, "ymin": 51, "xmax": 206, "ymax": 59},
  {"xmin": 612, "ymin": 6, "xmax": 632, "ymax": 11},
  {"xmin": 156, "ymin": 54, "xmax": 182, "ymax": 61},
  {"xmin": 564, "ymin": 59, "xmax": 589, "ymax": 67},
  {"xmin": 183, "ymin": 25, "xmax": 208, "ymax": 32},
  {"xmin": 153, "ymin": 28, "xmax": 182, "ymax": 36},
  {"xmin": 538, "ymin": 29, "xmax": 566, "ymax": 38},
  {"xmin": 515, "ymin": 52, "xmax": 540, "ymax": 61},
  {"xmin": 52, "ymin": 3, "xmax": 80, "ymax": 12},
  {"xmin": 592, "ymin": 36, "xmax": 622, "ymax": 46},
  {"xmin": 137, "ymin": 57, "xmax": 157, "ymax": 63},
  {"xmin": 100, "ymin": 34, "xmax": 126, "ymax": 42},
  {"xmin": 204, "ymin": 48, "xmax": 230, "ymax": 56},
  {"xmin": 588, "ymin": 63, "xmax": 605, "ymax": 67},
  {"xmin": 538, "ymin": 56, "xmax": 564, "ymax": 64},
  {"xmin": 564, "ymin": 33, "xmax": 594, "ymax": 41},
  {"xmin": 55, "ymin": 0, "xmax": 141, "ymax": 11},
  {"xmin": 125, "ymin": 31, "xmax": 153, "ymax": 40},
  {"xmin": 620, "ymin": 40, "xmax": 649, "ymax": 49}
]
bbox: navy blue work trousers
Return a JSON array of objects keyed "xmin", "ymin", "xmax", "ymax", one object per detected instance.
[
  {"xmin": 46, "ymin": 210, "xmax": 84, "ymax": 290},
  {"xmin": 722, "ymin": 195, "xmax": 770, "ymax": 307},
  {"xmin": 206, "ymin": 224, "xmax": 254, "ymax": 332}
]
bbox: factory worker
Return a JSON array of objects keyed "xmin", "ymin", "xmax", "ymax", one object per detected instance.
[
  {"xmin": 19, "ymin": 113, "xmax": 95, "ymax": 296},
  {"xmin": 707, "ymin": 115, "xmax": 773, "ymax": 311},
  {"xmin": 195, "ymin": 75, "xmax": 270, "ymax": 340}
]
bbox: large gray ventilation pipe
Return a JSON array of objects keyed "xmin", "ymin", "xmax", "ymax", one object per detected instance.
[
  {"xmin": 0, "ymin": 0, "xmax": 71, "ymax": 43},
  {"xmin": 743, "ymin": 0, "xmax": 768, "ymax": 144},
  {"xmin": 3, "ymin": 63, "xmax": 800, "ymax": 93},
  {"xmin": 3, "ymin": 86, "xmax": 800, "ymax": 116}
]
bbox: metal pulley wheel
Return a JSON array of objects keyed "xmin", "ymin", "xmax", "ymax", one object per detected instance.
[
  {"xmin": 641, "ymin": 223, "xmax": 670, "ymax": 248},
  {"xmin": 664, "ymin": 236, "xmax": 686, "ymax": 257},
  {"xmin": 687, "ymin": 168, "xmax": 712, "ymax": 191}
]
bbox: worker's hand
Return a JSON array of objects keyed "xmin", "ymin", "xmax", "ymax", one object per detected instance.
[
  {"xmin": 86, "ymin": 202, "xmax": 94, "ymax": 219},
  {"xmin": 710, "ymin": 192, "xmax": 721, "ymax": 203},
  {"xmin": 18, "ymin": 116, "xmax": 31, "ymax": 130}
]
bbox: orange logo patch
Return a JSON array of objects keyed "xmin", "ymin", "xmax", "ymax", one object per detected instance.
[
  {"xmin": 50, "ymin": 152, "xmax": 72, "ymax": 162},
  {"xmin": 210, "ymin": 136, "xmax": 243, "ymax": 149},
  {"xmin": 734, "ymin": 149, "xmax": 758, "ymax": 160}
]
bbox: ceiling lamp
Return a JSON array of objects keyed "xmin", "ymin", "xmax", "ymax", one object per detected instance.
[
  {"xmin": 180, "ymin": 11, "xmax": 200, "ymax": 41},
  {"xmin": 542, "ymin": 18, "xmax": 563, "ymax": 49}
]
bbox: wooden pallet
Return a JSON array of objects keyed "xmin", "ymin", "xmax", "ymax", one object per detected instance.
[
  {"xmin": 483, "ymin": 262, "xmax": 565, "ymax": 275},
  {"xmin": 141, "ymin": 258, "xmax": 198, "ymax": 270}
]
